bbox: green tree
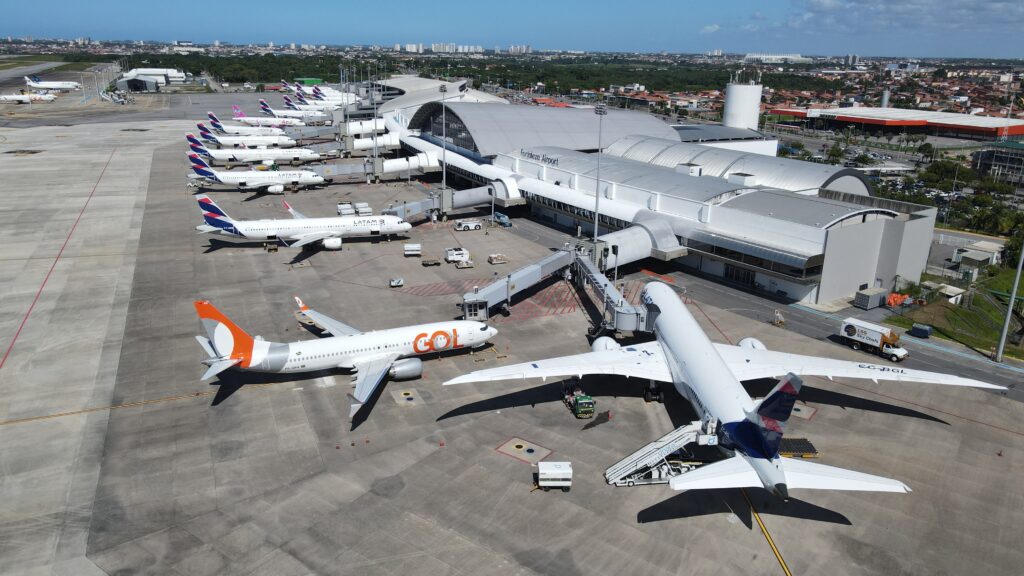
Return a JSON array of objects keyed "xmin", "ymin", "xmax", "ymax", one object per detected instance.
[{"xmin": 917, "ymin": 142, "xmax": 935, "ymax": 161}]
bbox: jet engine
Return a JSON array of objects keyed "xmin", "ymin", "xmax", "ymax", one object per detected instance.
[
  {"xmin": 322, "ymin": 237, "xmax": 342, "ymax": 250},
  {"xmin": 737, "ymin": 337, "xmax": 767, "ymax": 350},
  {"xmin": 266, "ymin": 184, "xmax": 284, "ymax": 194},
  {"xmin": 388, "ymin": 358, "xmax": 423, "ymax": 380},
  {"xmin": 591, "ymin": 336, "xmax": 621, "ymax": 352}
]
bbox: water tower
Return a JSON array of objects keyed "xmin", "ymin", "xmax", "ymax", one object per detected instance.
[{"xmin": 723, "ymin": 69, "xmax": 763, "ymax": 131}]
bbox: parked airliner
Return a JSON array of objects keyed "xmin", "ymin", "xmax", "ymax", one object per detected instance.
[
  {"xmin": 195, "ymin": 194, "xmax": 411, "ymax": 248},
  {"xmin": 187, "ymin": 135, "xmax": 320, "ymax": 165},
  {"xmin": 196, "ymin": 123, "xmax": 296, "ymax": 148},
  {"xmin": 25, "ymin": 75, "xmax": 81, "ymax": 91},
  {"xmin": 188, "ymin": 154, "xmax": 324, "ymax": 193},
  {"xmin": 206, "ymin": 112, "xmax": 284, "ymax": 136},
  {"xmin": 231, "ymin": 105, "xmax": 305, "ymax": 127},
  {"xmin": 259, "ymin": 98, "xmax": 328, "ymax": 122},
  {"xmin": 446, "ymin": 281, "xmax": 1002, "ymax": 499},
  {"xmin": 194, "ymin": 298, "xmax": 497, "ymax": 417}
]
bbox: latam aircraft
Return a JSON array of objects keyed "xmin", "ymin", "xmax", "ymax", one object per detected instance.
[
  {"xmin": 446, "ymin": 281, "xmax": 1002, "ymax": 499},
  {"xmin": 196, "ymin": 123, "xmax": 296, "ymax": 148},
  {"xmin": 195, "ymin": 194, "xmax": 411, "ymax": 248},
  {"xmin": 283, "ymin": 94, "xmax": 339, "ymax": 112},
  {"xmin": 206, "ymin": 112, "xmax": 284, "ymax": 136},
  {"xmin": 280, "ymin": 80, "xmax": 359, "ymax": 105},
  {"xmin": 194, "ymin": 297, "xmax": 497, "ymax": 417},
  {"xmin": 259, "ymin": 98, "xmax": 328, "ymax": 122},
  {"xmin": 188, "ymin": 154, "xmax": 324, "ymax": 193},
  {"xmin": 25, "ymin": 75, "xmax": 81, "ymax": 91},
  {"xmin": 231, "ymin": 105, "xmax": 305, "ymax": 127},
  {"xmin": 0, "ymin": 92, "xmax": 56, "ymax": 104},
  {"xmin": 187, "ymin": 134, "xmax": 320, "ymax": 166}
]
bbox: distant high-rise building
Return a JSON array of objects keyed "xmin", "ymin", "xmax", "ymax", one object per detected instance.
[
  {"xmin": 268, "ymin": 41, "xmax": 274, "ymax": 48},
  {"xmin": 213, "ymin": 40, "xmax": 220, "ymax": 47},
  {"xmin": 744, "ymin": 52, "xmax": 810, "ymax": 64},
  {"xmin": 290, "ymin": 42, "xmax": 296, "ymax": 50},
  {"xmin": 844, "ymin": 54, "xmax": 859, "ymax": 66},
  {"xmin": 508, "ymin": 44, "xmax": 532, "ymax": 55}
]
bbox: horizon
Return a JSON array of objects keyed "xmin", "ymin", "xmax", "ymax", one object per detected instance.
[{"xmin": 2, "ymin": 0, "xmax": 1022, "ymax": 59}]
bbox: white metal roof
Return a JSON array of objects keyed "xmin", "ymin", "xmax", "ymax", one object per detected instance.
[
  {"xmin": 784, "ymin": 106, "xmax": 1024, "ymax": 129},
  {"xmin": 409, "ymin": 103, "xmax": 679, "ymax": 157},
  {"xmin": 604, "ymin": 135, "xmax": 872, "ymax": 195}
]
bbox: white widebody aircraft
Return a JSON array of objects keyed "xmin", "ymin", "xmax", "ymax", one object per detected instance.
[
  {"xmin": 283, "ymin": 94, "xmax": 339, "ymax": 112},
  {"xmin": 187, "ymin": 134, "xmax": 320, "ymax": 165},
  {"xmin": 25, "ymin": 75, "xmax": 81, "ymax": 91},
  {"xmin": 194, "ymin": 297, "xmax": 498, "ymax": 416},
  {"xmin": 259, "ymin": 98, "xmax": 328, "ymax": 122},
  {"xmin": 196, "ymin": 123, "xmax": 296, "ymax": 148},
  {"xmin": 0, "ymin": 92, "xmax": 56, "ymax": 104},
  {"xmin": 446, "ymin": 281, "xmax": 1003, "ymax": 499},
  {"xmin": 188, "ymin": 154, "xmax": 324, "ymax": 193},
  {"xmin": 206, "ymin": 112, "xmax": 284, "ymax": 136},
  {"xmin": 195, "ymin": 194, "xmax": 411, "ymax": 248}
]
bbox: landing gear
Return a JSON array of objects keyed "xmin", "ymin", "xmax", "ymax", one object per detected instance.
[{"xmin": 644, "ymin": 380, "xmax": 663, "ymax": 404}]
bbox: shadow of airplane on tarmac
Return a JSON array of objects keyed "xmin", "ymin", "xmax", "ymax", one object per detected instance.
[{"xmin": 637, "ymin": 487, "xmax": 852, "ymax": 527}]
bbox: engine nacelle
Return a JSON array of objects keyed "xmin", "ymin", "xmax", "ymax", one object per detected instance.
[
  {"xmin": 737, "ymin": 337, "xmax": 767, "ymax": 351},
  {"xmin": 389, "ymin": 358, "xmax": 423, "ymax": 380},
  {"xmin": 591, "ymin": 336, "xmax": 621, "ymax": 353},
  {"xmin": 322, "ymin": 237, "xmax": 342, "ymax": 250},
  {"xmin": 266, "ymin": 184, "xmax": 284, "ymax": 193}
]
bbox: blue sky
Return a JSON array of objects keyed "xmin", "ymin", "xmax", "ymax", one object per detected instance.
[{"xmin": 3, "ymin": 0, "xmax": 1021, "ymax": 58}]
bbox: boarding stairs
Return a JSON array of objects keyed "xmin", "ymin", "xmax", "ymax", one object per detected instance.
[{"xmin": 605, "ymin": 420, "xmax": 718, "ymax": 487}]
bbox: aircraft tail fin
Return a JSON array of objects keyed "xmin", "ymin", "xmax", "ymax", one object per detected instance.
[
  {"xmin": 748, "ymin": 373, "xmax": 802, "ymax": 457},
  {"xmin": 283, "ymin": 95, "xmax": 297, "ymax": 110},
  {"xmin": 231, "ymin": 104, "xmax": 246, "ymax": 118},
  {"xmin": 186, "ymin": 133, "xmax": 209, "ymax": 153},
  {"xmin": 193, "ymin": 301, "xmax": 254, "ymax": 377},
  {"xmin": 259, "ymin": 98, "xmax": 275, "ymax": 116},
  {"xmin": 189, "ymin": 153, "xmax": 219, "ymax": 181},
  {"xmin": 196, "ymin": 194, "xmax": 238, "ymax": 233}
]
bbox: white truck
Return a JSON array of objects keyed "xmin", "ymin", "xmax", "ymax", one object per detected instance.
[
  {"xmin": 445, "ymin": 247, "xmax": 471, "ymax": 263},
  {"xmin": 536, "ymin": 461, "xmax": 572, "ymax": 492},
  {"xmin": 839, "ymin": 318, "xmax": 909, "ymax": 362},
  {"xmin": 454, "ymin": 218, "xmax": 483, "ymax": 231}
]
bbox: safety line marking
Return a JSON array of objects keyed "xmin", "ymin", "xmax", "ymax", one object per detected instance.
[
  {"xmin": 741, "ymin": 488, "xmax": 793, "ymax": 576},
  {"xmin": 0, "ymin": 147, "xmax": 117, "ymax": 373}
]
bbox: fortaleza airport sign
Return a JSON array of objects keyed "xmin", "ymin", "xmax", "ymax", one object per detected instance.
[{"xmin": 520, "ymin": 149, "xmax": 560, "ymax": 166}]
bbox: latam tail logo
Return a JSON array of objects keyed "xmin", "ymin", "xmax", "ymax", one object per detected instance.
[
  {"xmin": 189, "ymin": 154, "xmax": 219, "ymax": 181},
  {"xmin": 283, "ymin": 95, "xmax": 297, "ymax": 110},
  {"xmin": 231, "ymin": 104, "xmax": 246, "ymax": 118},
  {"xmin": 186, "ymin": 133, "xmax": 206, "ymax": 148},
  {"xmin": 197, "ymin": 194, "xmax": 228, "ymax": 217}
]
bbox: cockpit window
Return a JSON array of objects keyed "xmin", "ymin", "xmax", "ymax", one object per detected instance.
[{"xmin": 480, "ymin": 325, "xmax": 490, "ymax": 332}]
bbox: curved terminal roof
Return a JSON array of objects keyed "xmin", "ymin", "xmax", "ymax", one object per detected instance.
[
  {"xmin": 604, "ymin": 135, "xmax": 873, "ymax": 196},
  {"xmin": 718, "ymin": 189, "xmax": 896, "ymax": 229},
  {"xmin": 512, "ymin": 146, "xmax": 748, "ymax": 205},
  {"xmin": 409, "ymin": 103, "xmax": 679, "ymax": 157},
  {"xmin": 378, "ymin": 80, "xmax": 506, "ymax": 117}
]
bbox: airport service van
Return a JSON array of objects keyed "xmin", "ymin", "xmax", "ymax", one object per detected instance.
[
  {"xmin": 536, "ymin": 461, "xmax": 572, "ymax": 492},
  {"xmin": 840, "ymin": 318, "xmax": 908, "ymax": 362}
]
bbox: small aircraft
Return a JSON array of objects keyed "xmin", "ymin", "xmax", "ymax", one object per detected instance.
[
  {"xmin": 188, "ymin": 153, "xmax": 324, "ymax": 193},
  {"xmin": 195, "ymin": 194, "xmax": 411, "ymax": 248},
  {"xmin": 24, "ymin": 75, "xmax": 81, "ymax": 91},
  {"xmin": 194, "ymin": 298, "xmax": 497, "ymax": 417},
  {"xmin": 446, "ymin": 281, "xmax": 1003, "ymax": 499}
]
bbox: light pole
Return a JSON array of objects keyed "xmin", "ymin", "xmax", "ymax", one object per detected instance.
[
  {"xmin": 439, "ymin": 84, "xmax": 448, "ymax": 193},
  {"xmin": 592, "ymin": 103, "xmax": 607, "ymax": 243},
  {"xmin": 996, "ymin": 234, "xmax": 1024, "ymax": 363}
]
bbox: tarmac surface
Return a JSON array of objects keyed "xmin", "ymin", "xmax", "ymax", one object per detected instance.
[{"xmin": 0, "ymin": 95, "xmax": 1022, "ymax": 576}]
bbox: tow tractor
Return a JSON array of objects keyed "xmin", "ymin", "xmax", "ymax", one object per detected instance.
[{"xmin": 562, "ymin": 379, "xmax": 595, "ymax": 419}]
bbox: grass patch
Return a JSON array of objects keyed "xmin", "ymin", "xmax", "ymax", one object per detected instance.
[{"xmin": 886, "ymin": 297, "xmax": 1023, "ymax": 360}]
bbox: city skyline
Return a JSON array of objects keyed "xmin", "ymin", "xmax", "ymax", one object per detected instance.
[{"xmin": 2, "ymin": 0, "xmax": 1022, "ymax": 58}]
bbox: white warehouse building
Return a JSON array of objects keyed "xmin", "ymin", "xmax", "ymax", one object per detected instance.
[{"xmin": 397, "ymin": 102, "xmax": 934, "ymax": 305}]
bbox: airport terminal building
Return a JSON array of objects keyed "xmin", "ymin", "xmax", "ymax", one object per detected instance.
[{"xmin": 400, "ymin": 103, "xmax": 935, "ymax": 305}]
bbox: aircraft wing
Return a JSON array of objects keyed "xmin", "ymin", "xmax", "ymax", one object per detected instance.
[
  {"xmin": 713, "ymin": 344, "xmax": 1003, "ymax": 390},
  {"xmin": 779, "ymin": 457, "xmax": 909, "ymax": 492},
  {"xmin": 444, "ymin": 341, "xmax": 672, "ymax": 386},
  {"xmin": 349, "ymin": 354, "xmax": 400, "ymax": 418},
  {"xmin": 294, "ymin": 296, "xmax": 360, "ymax": 336},
  {"xmin": 668, "ymin": 454, "xmax": 910, "ymax": 493},
  {"xmin": 286, "ymin": 231, "xmax": 336, "ymax": 248}
]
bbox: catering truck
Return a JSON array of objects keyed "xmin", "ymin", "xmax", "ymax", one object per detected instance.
[{"xmin": 839, "ymin": 318, "xmax": 908, "ymax": 362}]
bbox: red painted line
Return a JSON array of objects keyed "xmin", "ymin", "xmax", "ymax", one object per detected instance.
[{"xmin": 0, "ymin": 148, "xmax": 117, "ymax": 373}]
